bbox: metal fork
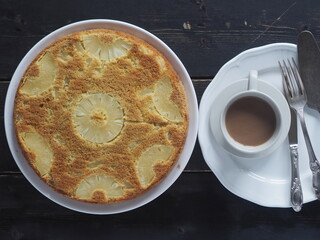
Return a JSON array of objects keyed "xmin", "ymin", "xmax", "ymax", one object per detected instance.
[{"xmin": 279, "ymin": 58, "xmax": 320, "ymax": 200}]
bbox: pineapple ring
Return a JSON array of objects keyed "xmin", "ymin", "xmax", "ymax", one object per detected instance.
[
  {"xmin": 82, "ymin": 35, "xmax": 131, "ymax": 62},
  {"xmin": 20, "ymin": 131, "xmax": 53, "ymax": 176},
  {"xmin": 72, "ymin": 93, "xmax": 124, "ymax": 144},
  {"xmin": 153, "ymin": 76, "xmax": 183, "ymax": 122},
  {"xmin": 20, "ymin": 52, "xmax": 57, "ymax": 96},
  {"xmin": 137, "ymin": 144, "xmax": 174, "ymax": 188},
  {"xmin": 75, "ymin": 173, "xmax": 124, "ymax": 200}
]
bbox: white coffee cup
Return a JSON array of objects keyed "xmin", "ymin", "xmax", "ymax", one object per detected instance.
[{"xmin": 210, "ymin": 70, "xmax": 291, "ymax": 159}]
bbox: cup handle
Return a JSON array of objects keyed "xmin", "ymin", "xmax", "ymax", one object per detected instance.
[{"xmin": 248, "ymin": 70, "xmax": 258, "ymax": 90}]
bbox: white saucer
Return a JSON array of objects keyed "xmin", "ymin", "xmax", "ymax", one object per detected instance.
[{"xmin": 199, "ymin": 43, "xmax": 319, "ymax": 208}]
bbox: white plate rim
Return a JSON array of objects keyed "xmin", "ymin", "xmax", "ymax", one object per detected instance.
[{"xmin": 4, "ymin": 19, "xmax": 199, "ymax": 214}]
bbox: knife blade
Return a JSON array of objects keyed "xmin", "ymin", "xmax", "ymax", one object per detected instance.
[
  {"xmin": 298, "ymin": 31, "xmax": 320, "ymax": 112},
  {"xmin": 288, "ymin": 108, "xmax": 303, "ymax": 212}
]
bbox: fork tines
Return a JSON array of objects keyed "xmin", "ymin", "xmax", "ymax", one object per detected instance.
[{"xmin": 278, "ymin": 58, "xmax": 306, "ymax": 100}]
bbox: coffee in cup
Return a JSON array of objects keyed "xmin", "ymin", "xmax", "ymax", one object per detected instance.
[
  {"xmin": 225, "ymin": 96, "xmax": 277, "ymax": 146},
  {"xmin": 209, "ymin": 70, "xmax": 291, "ymax": 159}
]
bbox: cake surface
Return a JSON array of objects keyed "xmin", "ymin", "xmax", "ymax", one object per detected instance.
[{"xmin": 14, "ymin": 29, "xmax": 188, "ymax": 204}]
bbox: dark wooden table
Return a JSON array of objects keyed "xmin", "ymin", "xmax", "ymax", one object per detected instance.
[{"xmin": 1, "ymin": 0, "xmax": 320, "ymax": 239}]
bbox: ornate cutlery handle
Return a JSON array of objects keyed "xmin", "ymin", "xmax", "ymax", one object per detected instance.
[
  {"xmin": 297, "ymin": 109, "xmax": 320, "ymax": 200},
  {"xmin": 290, "ymin": 145, "xmax": 303, "ymax": 212},
  {"xmin": 311, "ymin": 161, "xmax": 320, "ymax": 199}
]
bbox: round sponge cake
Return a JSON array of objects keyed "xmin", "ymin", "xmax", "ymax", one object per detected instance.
[{"xmin": 14, "ymin": 29, "xmax": 188, "ymax": 204}]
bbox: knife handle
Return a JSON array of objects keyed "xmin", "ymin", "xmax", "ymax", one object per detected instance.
[
  {"xmin": 311, "ymin": 161, "xmax": 320, "ymax": 199},
  {"xmin": 296, "ymin": 109, "xmax": 320, "ymax": 199},
  {"xmin": 290, "ymin": 145, "xmax": 303, "ymax": 212}
]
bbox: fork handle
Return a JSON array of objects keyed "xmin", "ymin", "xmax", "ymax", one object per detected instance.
[
  {"xmin": 296, "ymin": 109, "xmax": 320, "ymax": 199},
  {"xmin": 289, "ymin": 145, "xmax": 303, "ymax": 212}
]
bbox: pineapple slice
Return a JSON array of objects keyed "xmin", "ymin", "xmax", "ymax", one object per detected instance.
[
  {"xmin": 153, "ymin": 76, "xmax": 183, "ymax": 122},
  {"xmin": 155, "ymin": 56, "xmax": 167, "ymax": 72},
  {"xmin": 137, "ymin": 144, "xmax": 174, "ymax": 188},
  {"xmin": 139, "ymin": 45, "xmax": 153, "ymax": 55},
  {"xmin": 75, "ymin": 173, "xmax": 124, "ymax": 200},
  {"xmin": 82, "ymin": 35, "xmax": 131, "ymax": 62},
  {"xmin": 72, "ymin": 93, "xmax": 124, "ymax": 143},
  {"xmin": 20, "ymin": 132, "xmax": 53, "ymax": 176},
  {"xmin": 20, "ymin": 52, "xmax": 57, "ymax": 95}
]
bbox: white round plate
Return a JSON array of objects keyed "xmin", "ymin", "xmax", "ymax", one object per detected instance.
[
  {"xmin": 199, "ymin": 43, "xmax": 319, "ymax": 207},
  {"xmin": 5, "ymin": 19, "xmax": 198, "ymax": 214}
]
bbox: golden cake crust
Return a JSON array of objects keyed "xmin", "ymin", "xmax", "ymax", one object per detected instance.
[{"xmin": 14, "ymin": 29, "xmax": 188, "ymax": 204}]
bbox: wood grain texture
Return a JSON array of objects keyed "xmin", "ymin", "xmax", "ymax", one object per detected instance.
[
  {"xmin": 0, "ymin": 173, "xmax": 320, "ymax": 240},
  {"xmin": 1, "ymin": 0, "xmax": 320, "ymax": 79},
  {"xmin": 2, "ymin": 0, "xmax": 320, "ymax": 239}
]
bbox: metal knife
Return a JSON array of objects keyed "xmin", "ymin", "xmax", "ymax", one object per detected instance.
[
  {"xmin": 288, "ymin": 108, "xmax": 303, "ymax": 212},
  {"xmin": 298, "ymin": 31, "xmax": 320, "ymax": 111},
  {"xmin": 298, "ymin": 31, "xmax": 320, "ymax": 200},
  {"xmin": 298, "ymin": 30, "xmax": 320, "ymax": 200}
]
